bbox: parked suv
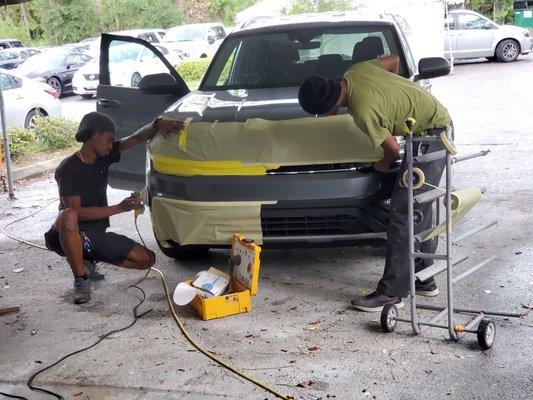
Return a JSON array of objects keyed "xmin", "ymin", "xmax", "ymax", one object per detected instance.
[
  {"xmin": 97, "ymin": 12, "xmax": 451, "ymax": 258},
  {"xmin": 444, "ymin": 9, "xmax": 533, "ymax": 62},
  {"xmin": 162, "ymin": 23, "xmax": 226, "ymax": 59}
]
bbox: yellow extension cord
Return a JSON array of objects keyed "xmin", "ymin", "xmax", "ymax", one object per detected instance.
[{"xmin": 1, "ymin": 198, "xmax": 292, "ymax": 400}]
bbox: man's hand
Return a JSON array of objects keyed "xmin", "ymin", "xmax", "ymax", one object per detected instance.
[
  {"xmin": 158, "ymin": 118, "xmax": 184, "ymax": 136},
  {"xmin": 118, "ymin": 196, "xmax": 144, "ymax": 212},
  {"xmin": 373, "ymin": 158, "xmax": 391, "ymax": 173}
]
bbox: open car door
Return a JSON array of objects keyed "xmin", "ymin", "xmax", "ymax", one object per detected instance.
[{"xmin": 97, "ymin": 33, "xmax": 189, "ymax": 191}]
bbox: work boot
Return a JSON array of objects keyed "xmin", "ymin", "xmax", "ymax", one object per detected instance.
[
  {"xmin": 83, "ymin": 260, "xmax": 105, "ymax": 281},
  {"xmin": 73, "ymin": 277, "xmax": 91, "ymax": 304},
  {"xmin": 351, "ymin": 291, "xmax": 404, "ymax": 313},
  {"xmin": 415, "ymin": 278, "xmax": 439, "ymax": 297}
]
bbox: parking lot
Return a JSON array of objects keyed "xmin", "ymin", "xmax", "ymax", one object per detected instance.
[{"xmin": 1, "ymin": 55, "xmax": 532, "ymax": 400}]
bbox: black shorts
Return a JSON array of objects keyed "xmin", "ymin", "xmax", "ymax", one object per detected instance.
[{"xmin": 44, "ymin": 227, "xmax": 137, "ymax": 265}]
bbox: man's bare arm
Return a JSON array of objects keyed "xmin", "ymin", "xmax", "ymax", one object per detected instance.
[
  {"xmin": 379, "ymin": 55, "xmax": 400, "ymax": 75},
  {"xmin": 61, "ymin": 196, "xmax": 140, "ymax": 221},
  {"xmin": 119, "ymin": 119, "xmax": 184, "ymax": 153},
  {"xmin": 373, "ymin": 134, "xmax": 401, "ymax": 172}
]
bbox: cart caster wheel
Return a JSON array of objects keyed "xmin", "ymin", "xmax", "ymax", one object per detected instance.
[
  {"xmin": 477, "ymin": 318, "xmax": 496, "ymax": 350},
  {"xmin": 381, "ymin": 304, "xmax": 398, "ymax": 333}
]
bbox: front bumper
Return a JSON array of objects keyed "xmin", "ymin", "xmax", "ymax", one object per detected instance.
[
  {"xmin": 72, "ymin": 77, "xmax": 97, "ymax": 95},
  {"xmin": 520, "ymin": 36, "xmax": 533, "ymax": 54},
  {"xmin": 148, "ymin": 167, "xmax": 396, "ymax": 247}
]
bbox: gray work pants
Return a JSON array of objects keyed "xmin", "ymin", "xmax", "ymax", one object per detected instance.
[{"xmin": 377, "ymin": 128, "xmax": 450, "ymax": 298}]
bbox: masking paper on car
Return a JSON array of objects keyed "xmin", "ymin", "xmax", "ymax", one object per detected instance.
[
  {"xmin": 416, "ymin": 187, "xmax": 482, "ymax": 243},
  {"xmin": 149, "ymin": 114, "xmax": 383, "ymax": 176},
  {"xmin": 151, "ymin": 197, "xmax": 276, "ymax": 245}
]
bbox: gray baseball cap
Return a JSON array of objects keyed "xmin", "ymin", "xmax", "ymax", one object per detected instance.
[{"xmin": 75, "ymin": 111, "xmax": 117, "ymax": 143}]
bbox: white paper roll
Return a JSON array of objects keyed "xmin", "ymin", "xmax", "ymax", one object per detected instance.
[{"xmin": 173, "ymin": 282, "xmax": 198, "ymax": 306}]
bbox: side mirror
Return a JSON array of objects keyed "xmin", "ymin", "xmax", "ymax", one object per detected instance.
[
  {"xmin": 415, "ymin": 57, "xmax": 451, "ymax": 81},
  {"xmin": 138, "ymin": 73, "xmax": 182, "ymax": 95},
  {"xmin": 207, "ymin": 35, "xmax": 215, "ymax": 45}
]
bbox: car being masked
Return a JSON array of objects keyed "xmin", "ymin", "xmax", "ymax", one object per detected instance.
[{"xmin": 96, "ymin": 13, "xmax": 451, "ymax": 259}]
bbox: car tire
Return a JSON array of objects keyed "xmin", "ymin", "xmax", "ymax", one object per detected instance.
[
  {"xmin": 80, "ymin": 94, "xmax": 93, "ymax": 99},
  {"xmin": 46, "ymin": 77, "xmax": 63, "ymax": 97},
  {"xmin": 155, "ymin": 237, "xmax": 210, "ymax": 260},
  {"xmin": 495, "ymin": 39, "xmax": 519, "ymax": 62},
  {"xmin": 131, "ymin": 72, "xmax": 141, "ymax": 87},
  {"xmin": 24, "ymin": 108, "xmax": 44, "ymax": 128}
]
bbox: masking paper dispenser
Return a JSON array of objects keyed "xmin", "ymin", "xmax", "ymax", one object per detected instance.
[{"xmin": 188, "ymin": 234, "xmax": 261, "ymax": 320}]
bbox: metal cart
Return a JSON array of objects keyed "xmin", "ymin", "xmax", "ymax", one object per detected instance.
[{"xmin": 380, "ymin": 120, "xmax": 523, "ymax": 349}]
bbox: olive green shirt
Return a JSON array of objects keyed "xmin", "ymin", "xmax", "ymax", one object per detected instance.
[{"xmin": 343, "ymin": 59, "xmax": 451, "ymax": 148}]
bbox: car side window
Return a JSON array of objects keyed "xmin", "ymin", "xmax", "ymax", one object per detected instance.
[
  {"xmin": 0, "ymin": 74, "xmax": 15, "ymax": 91},
  {"xmin": 66, "ymin": 53, "xmax": 84, "ymax": 65},
  {"xmin": 457, "ymin": 13, "xmax": 490, "ymax": 30}
]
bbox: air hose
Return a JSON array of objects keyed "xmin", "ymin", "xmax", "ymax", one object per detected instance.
[{"xmin": 0, "ymin": 198, "xmax": 292, "ymax": 400}]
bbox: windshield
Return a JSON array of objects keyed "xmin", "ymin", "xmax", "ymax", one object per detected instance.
[
  {"xmin": 19, "ymin": 52, "xmax": 66, "ymax": 71},
  {"xmin": 202, "ymin": 25, "xmax": 405, "ymax": 90},
  {"xmin": 165, "ymin": 25, "xmax": 206, "ymax": 42}
]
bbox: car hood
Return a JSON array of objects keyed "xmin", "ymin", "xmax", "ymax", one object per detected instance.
[
  {"xmin": 164, "ymin": 87, "xmax": 309, "ymax": 122},
  {"xmin": 77, "ymin": 62, "xmax": 98, "ymax": 75},
  {"xmin": 498, "ymin": 25, "xmax": 529, "ymax": 35},
  {"xmin": 150, "ymin": 87, "xmax": 381, "ymax": 177}
]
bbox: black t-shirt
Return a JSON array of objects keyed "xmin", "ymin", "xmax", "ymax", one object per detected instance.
[{"xmin": 55, "ymin": 142, "xmax": 121, "ymax": 232}]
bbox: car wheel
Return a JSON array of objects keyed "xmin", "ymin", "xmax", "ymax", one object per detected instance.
[
  {"xmin": 155, "ymin": 237, "xmax": 210, "ymax": 260},
  {"xmin": 24, "ymin": 109, "xmax": 44, "ymax": 128},
  {"xmin": 46, "ymin": 77, "xmax": 62, "ymax": 97},
  {"xmin": 131, "ymin": 72, "xmax": 141, "ymax": 87},
  {"xmin": 80, "ymin": 94, "xmax": 93, "ymax": 99},
  {"xmin": 496, "ymin": 39, "xmax": 519, "ymax": 62}
]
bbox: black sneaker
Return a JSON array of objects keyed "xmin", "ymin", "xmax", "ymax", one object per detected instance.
[
  {"xmin": 415, "ymin": 279, "xmax": 439, "ymax": 297},
  {"xmin": 351, "ymin": 291, "xmax": 404, "ymax": 313},
  {"xmin": 73, "ymin": 277, "xmax": 91, "ymax": 304}
]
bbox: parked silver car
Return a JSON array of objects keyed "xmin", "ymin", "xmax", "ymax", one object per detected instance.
[
  {"xmin": 0, "ymin": 68, "xmax": 61, "ymax": 128},
  {"xmin": 444, "ymin": 9, "xmax": 533, "ymax": 62}
]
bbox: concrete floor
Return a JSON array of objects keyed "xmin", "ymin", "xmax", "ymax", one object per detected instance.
[{"xmin": 1, "ymin": 56, "xmax": 532, "ymax": 400}]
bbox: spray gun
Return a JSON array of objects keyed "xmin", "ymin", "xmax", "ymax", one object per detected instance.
[{"xmin": 131, "ymin": 191, "xmax": 145, "ymax": 217}]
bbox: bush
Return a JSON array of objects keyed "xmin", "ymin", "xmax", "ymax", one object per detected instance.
[
  {"xmin": 7, "ymin": 126, "xmax": 37, "ymax": 159},
  {"xmin": 33, "ymin": 116, "xmax": 78, "ymax": 150},
  {"xmin": 176, "ymin": 58, "xmax": 212, "ymax": 83}
]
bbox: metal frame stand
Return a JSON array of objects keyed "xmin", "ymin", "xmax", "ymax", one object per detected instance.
[{"xmin": 380, "ymin": 127, "xmax": 523, "ymax": 350}]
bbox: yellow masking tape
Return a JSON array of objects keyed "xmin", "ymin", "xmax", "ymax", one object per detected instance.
[{"xmin": 152, "ymin": 154, "xmax": 280, "ymax": 176}]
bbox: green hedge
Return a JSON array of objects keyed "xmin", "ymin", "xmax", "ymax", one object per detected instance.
[
  {"xmin": 6, "ymin": 116, "xmax": 78, "ymax": 160},
  {"xmin": 33, "ymin": 116, "xmax": 78, "ymax": 150},
  {"xmin": 176, "ymin": 59, "xmax": 212, "ymax": 83},
  {"xmin": 7, "ymin": 126, "xmax": 37, "ymax": 158}
]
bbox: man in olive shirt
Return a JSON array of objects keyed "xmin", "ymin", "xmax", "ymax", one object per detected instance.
[{"xmin": 298, "ymin": 56, "xmax": 452, "ymax": 312}]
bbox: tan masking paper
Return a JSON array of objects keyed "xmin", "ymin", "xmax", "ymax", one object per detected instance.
[{"xmin": 151, "ymin": 197, "xmax": 276, "ymax": 245}]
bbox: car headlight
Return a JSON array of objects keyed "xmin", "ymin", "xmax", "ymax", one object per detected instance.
[{"xmin": 32, "ymin": 77, "xmax": 45, "ymax": 83}]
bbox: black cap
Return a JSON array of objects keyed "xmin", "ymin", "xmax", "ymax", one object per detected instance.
[
  {"xmin": 298, "ymin": 75, "xmax": 342, "ymax": 115},
  {"xmin": 75, "ymin": 112, "xmax": 117, "ymax": 143}
]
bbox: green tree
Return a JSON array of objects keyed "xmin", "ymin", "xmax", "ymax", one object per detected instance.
[
  {"xmin": 282, "ymin": 0, "xmax": 353, "ymax": 15},
  {"xmin": 467, "ymin": 0, "xmax": 515, "ymax": 24}
]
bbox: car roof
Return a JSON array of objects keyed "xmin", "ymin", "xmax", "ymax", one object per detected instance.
[{"xmin": 236, "ymin": 11, "xmax": 396, "ymax": 34}]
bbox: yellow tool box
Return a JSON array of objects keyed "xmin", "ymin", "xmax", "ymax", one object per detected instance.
[{"xmin": 188, "ymin": 234, "xmax": 261, "ymax": 320}]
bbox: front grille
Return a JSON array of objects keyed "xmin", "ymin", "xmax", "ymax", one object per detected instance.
[{"xmin": 261, "ymin": 214, "xmax": 369, "ymax": 237}]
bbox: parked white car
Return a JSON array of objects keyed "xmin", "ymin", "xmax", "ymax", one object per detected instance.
[
  {"xmin": 0, "ymin": 68, "xmax": 61, "ymax": 128},
  {"xmin": 73, "ymin": 42, "xmax": 182, "ymax": 97},
  {"xmin": 444, "ymin": 9, "xmax": 533, "ymax": 62},
  {"xmin": 162, "ymin": 23, "xmax": 226, "ymax": 59}
]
